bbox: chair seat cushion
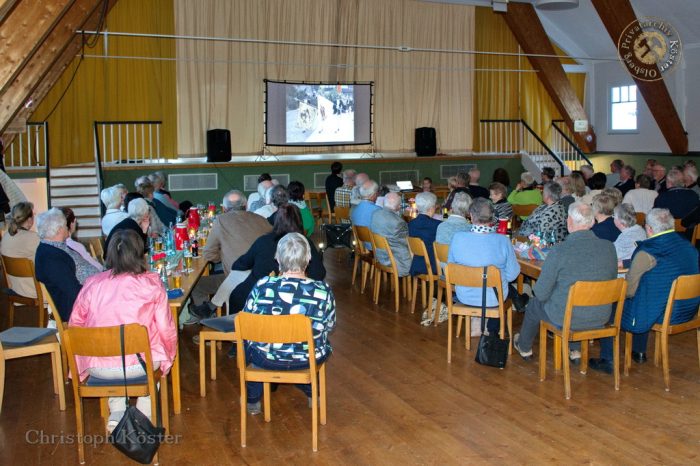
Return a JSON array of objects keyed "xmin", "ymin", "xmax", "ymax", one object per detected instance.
[
  {"xmin": 201, "ymin": 315, "xmax": 235, "ymax": 332},
  {"xmin": 85, "ymin": 374, "xmax": 148, "ymax": 386},
  {"xmin": 0, "ymin": 327, "xmax": 57, "ymax": 347}
]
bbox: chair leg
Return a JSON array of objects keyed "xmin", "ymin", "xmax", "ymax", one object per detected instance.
[
  {"xmin": 562, "ymin": 339, "xmax": 572, "ymax": 400},
  {"xmin": 421, "ymin": 281, "xmax": 427, "ymax": 309},
  {"xmin": 661, "ymin": 333, "xmax": 671, "ymax": 391},
  {"xmin": 447, "ymin": 310, "xmax": 453, "ymax": 363},
  {"xmin": 61, "ymin": 348, "xmax": 69, "ymax": 384},
  {"xmin": 0, "ymin": 356, "xmax": 5, "ymax": 414},
  {"xmin": 360, "ymin": 263, "xmax": 369, "ymax": 293},
  {"xmin": 434, "ymin": 284, "xmax": 443, "ymax": 327},
  {"xmin": 52, "ymin": 347, "xmax": 66, "ymax": 411},
  {"xmin": 76, "ymin": 399, "xmax": 86, "ymax": 464},
  {"xmin": 99, "ymin": 398, "xmax": 109, "ymax": 420},
  {"xmin": 199, "ymin": 334, "xmax": 206, "ymax": 397},
  {"xmin": 160, "ymin": 376, "xmax": 170, "ymax": 435},
  {"xmin": 554, "ymin": 336, "xmax": 562, "ymax": 371},
  {"xmin": 263, "ymin": 383, "xmax": 272, "ymax": 422},
  {"xmin": 697, "ymin": 329, "xmax": 700, "ymax": 370},
  {"xmin": 393, "ymin": 274, "xmax": 400, "ymax": 312},
  {"xmin": 210, "ymin": 340, "xmax": 217, "ymax": 380},
  {"xmin": 539, "ymin": 322, "xmax": 547, "ymax": 382},
  {"xmin": 456, "ymin": 316, "xmax": 463, "ymax": 338},
  {"xmin": 426, "ymin": 281, "xmax": 434, "ymax": 317},
  {"xmin": 410, "ymin": 277, "xmax": 418, "ymax": 314},
  {"xmin": 580, "ymin": 340, "xmax": 589, "ymax": 374},
  {"xmin": 311, "ymin": 382, "xmax": 319, "ymax": 453},
  {"xmin": 373, "ymin": 269, "xmax": 381, "ymax": 304},
  {"xmin": 613, "ymin": 334, "xmax": 621, "ymax": 392},
  {"xmin": 507, "ymin": 307, "xmax": 513, "ymax": 355},
  {"xmin": 240, "ymin": 386, "xmax": 247, "ymax": 448},
  {"xmin": 351, "ymin": 254, "xmax": 359, "ymax": 286},
  {"xmin": 39, "ymin": 304, "xmax": 45, "ymax": 328},
  {"xmin": 7, "ymin": 302, "xmax": 14, "ymax": 328},
  {"xmin": 624, "ymin": 332, "xmax": 632, "ymax": 376},
  {"xmin": 319, "ymin": 365, "xmax": 327, "ymax": 425},
  {"xmin": 654, "ymin": 331, "xmax": 662, "ymax": 367},
  {"xmin": 465, "ymin": 317, "xmax": 471, "ymax": 351}
]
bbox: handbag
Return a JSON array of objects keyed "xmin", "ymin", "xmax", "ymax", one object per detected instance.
[
  {"xmin": 109, "ymin": 325, "xmax": 165, "ymax": 464},
  {"xmin": 474, "ymin": 267, "xmax": 509, "ymax": 369}
]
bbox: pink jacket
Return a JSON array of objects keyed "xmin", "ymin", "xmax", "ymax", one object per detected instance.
[{"xmin": 69, "ymin": 270, "xmax": 177, "ymax": 381}]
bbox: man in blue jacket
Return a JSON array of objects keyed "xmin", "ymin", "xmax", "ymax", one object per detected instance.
[
  {"xmin": 590, "ymin": 208, "xmax": 700, "ymax": 373},
  {"xmin": 408, "ymin": 192, "xmax": 441, "ymax": 277}
]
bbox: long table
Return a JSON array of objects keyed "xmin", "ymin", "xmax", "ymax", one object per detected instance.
[
  {"xmin": 516, "ymin": 258, "xmax": 543, "ymax": 294},
  {"xmin": 167, "ymin": 255, "xmax": 209, "ymax": 414}
]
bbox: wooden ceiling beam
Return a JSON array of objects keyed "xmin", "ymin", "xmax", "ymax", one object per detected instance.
[
  {"xmin": 0, "ymin": 0, "xmax": 114, "ymax": 134},
  {"xmin": 0, "ymin": 0, "xmax": 20, "ymax": 26},
  {"xmin": 501, "ymin": 2, "xmax": 596, "ymax": 153},
  {"xmin": 590, "ymin": 0, "xmax": 687, "ymax": 154}
]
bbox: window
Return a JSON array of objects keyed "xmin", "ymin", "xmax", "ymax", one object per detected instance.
[{"xmin": 610, "ymin": 85, "xmax": 637, "ymax": 131}]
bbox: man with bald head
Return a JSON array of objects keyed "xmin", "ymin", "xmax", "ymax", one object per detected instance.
[
  {"xmin": 370, "ymin": 191, "xmax": 412, "ymax": 277},
  {"xmin": 350, "ymin": 179, "xmax": 381, "ymax": 228},
  {"xmin": 351, "ymin": 172, "xmax": 370, "ymax": 205}
]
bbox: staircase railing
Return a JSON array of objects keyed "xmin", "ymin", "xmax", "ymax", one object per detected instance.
[
  {"xmin": 93, "ymin": 120, "xmax": 162, "ymax": 166},
  {"xmin": 550, "ymin": 120, "xmax": 593, "ymax": 170},
  {"xmin": 479, "ymin": 119, "xmax": 565, "ymax": 175},
  {"xmin": 4, "ymin": 122, "xmax": 48, "ymax": 169}
]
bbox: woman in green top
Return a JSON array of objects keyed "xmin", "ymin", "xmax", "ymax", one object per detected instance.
[
  {"xmin": 288, "ymin": 181, "xmax": 315, "ymax": 237},
  {"xmin": 507, "ymin": 172, "xmax": 543, "ymax": 219}
]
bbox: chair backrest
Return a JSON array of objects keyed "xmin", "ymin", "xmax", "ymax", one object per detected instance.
[
  {"xmin": 512, "ymin": 204, "xmax": 539, "ymax": 218},
  {"xmin": 433, "ymin": 242, "xmax": 449, "ymax": 265},
  {"xmin": 334, "ymin": 206, "xmax": 351, "ymax": 223},
  {"xmin": 674, "ymin": 218, "xmax": 686, "ymax": 233},
  {"xmin": 353, "ymin": 225, "xmax": 371, "ymax": 255},
  {"xmin": 63, "ymin": 323, "xmax": 153, "ymax": 360},
  {"xmin": 635, "ymin": 212, "xmax": 646, "ymax": 227},
  {"xmin": 1, "ymin": 255, "xmax": 42, "ymax": 302},
  {"xmin": 444, "ymin": 263, "xmax": 505, "ymax": 310},
  {"xmin": 562, "ymin": 278, "xmax": 627, "ymax": 332},
  {"xmin": 88, "ymin": 237, "xmax": 105, "ymax": 260},
  {"xmin": 408, "ymin": 237, "xmax": 433, "ymax": 279},
  {"xmin": 371, "ymin": 232, "xmax": 398, "ymax": 273},
  {"xmin": 692, "ymin": 224, "xmax": 700, "ymax": 247},
  {"xmin": 40, "ymin": 283, "xmax": 66, "ymax": 335},
  {"xmin": 660, "ymin": 274, "xmax": 700, "ymax": 327}
]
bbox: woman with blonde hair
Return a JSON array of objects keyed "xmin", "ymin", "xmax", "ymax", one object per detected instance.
[{"xmin": 1, "ymin": 202, "xmax": 40, "ymax": 298}]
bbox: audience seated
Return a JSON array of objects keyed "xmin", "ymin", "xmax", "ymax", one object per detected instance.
[
  {"xmin": 601, "ymin": 187, "xmax": 623, "ymax": 207},
  {"xmin": 614, "ymin": 165, "xmax": 636, "ymax": 196},
  {"xmin": 189, "ymin": 190, "xmax": 272, "ymax": 318},
  {"xmin": 334, "ymin": 169, "xmax": 356, "ymax": 209},
  {"xmin": 149, "ymin": 171, "xmax": 179, "ymax": 212},
  {"xmin": 448, "ymin": 198, "xmax": 522, "ymax": 335},
  {"xmin": 489, "ymin": 182, "xmax": 512, "ymax": 220},
  {"xmin": 467, "ymin": 167, "xmax": 489, "ymax": 199},
  {"xmin": 350, "ymin": 180, "xmax": 381, "ymax": 227},
  {"xmin": 517, "ymin": 182, "xmax": 567, "ymax": 242},
  {"xmin": 591, "ymin": 194, "xmax": 621, "ymax": 242},
  {"xmin": 229, "ymin": 204, "xmax": 326, "ymax": 315},
  {"xmin": 242, "ymin": 232, "xmax": 336, "ymax": 415},
  {"xmin": 556, "ymin": 177, "xmax": 576, "ymax": 212},
  {"xmin": 514, "ymin": 202, "xmax": 618, "ymax": 360},
  {"xmin": 1, "ymin": 202, "xmax": 40, "ymax": 299},
  {"xmin": 286, "ymin": 181, "xmax": 315, "ymax": 237},
  {"xmin": 591, "ymin": 208, "xmax": 700, "ymax": 373},
  {"xmin": 540, "ymin": 167, "xmax": 556, "ymax": 185},
  {"xmin": 622, "ymin": 174, "xmax": 657, "ymax": 215},
  {"xmin": 569, "ymin": 171, "xmax": 588, "ymax": 201},
  {"xmin": 507, "ymin": 172, "xmax": 542, "ymax": 217},
  {"xmin": 653, "ymin": 168, "xmax": 700, "ymax": 219},
  {"xmin": 134, "ymin": 177, "xmax": 168, "ymax": 234},
  {"xmin": 681, "ymin": 204, "xmax": 700, "ymax": 242},
  {"xmin": 58, "ymin": 207, "xmax": 103, "ymax": 271},
  {"xmin": 436, "ymin": 192, "xmax": 472, "ymax": 245},
  {"xmin": 256, "ymin": 185, "xmax": 287, "ymax": 220},
  {"xmin": 612, "ymin": 203, "xmax": 647, "ymax": 265},
  {"xmin": 421, "ymin": 177, "xmax": 433, "ymax": 192},
  {"xmin": 370, "ymin": 192, "xmax": 411, "ymax": 277},
  {"xmin": 69, "ymin": 229, "xmax": 177, "ymax": 432},
  {"xmin": 325, "ymin": 162, "xmax": 344, "ymax": 211},
  {"xmin": 443, "ymin": 172, "xmax": 470, "ymax": 211},
  {"xmin": 104, "ymin": 196, "xmax": 150, "ymax": 258},
  {"xmin": 580, "ymin": 165, "xmax": 594, "ymax": 188},
  {"xmin": 100, "ymin": 186, "xmax": 129, "ymax": 236},
  {"xmin": 492, "ymin": 167, "xmax": 511, "ymax": 191},
  {"xmin": 606, "ymin": 159, "xmax": 624, "ymax": 188},
  {"xmin": 35, "ymin": 208, "xmax": 99, "ymax": 321},
  {"xmin": 248, "ymin": 177, "xmax": 273, "ymax": 212},
  {"xmin": 580, "ymin": 172, "xmax": 606, "ymax": 205},
  {"xmin": 350, "ymin": 173, "xmax": 369, "ymax": 206},
  {"xmin": 685, "ymin": 165, "xmax": 700, "ymax": 197},
  {"xmin": 652, "ymin": 163, "xmax": 667, "ymax": 193},
  {"xmin": 408, "ymin": 192, "xmax": 441, "ymax": 276}
]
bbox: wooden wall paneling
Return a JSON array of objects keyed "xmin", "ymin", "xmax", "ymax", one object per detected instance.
[
  {"xmin": 590, "ymin": 0, "xmax": 688, "ymax": 154},
  {"xmin": 501, "ymin": 2, "xmax": 597, "ymax": 153}
]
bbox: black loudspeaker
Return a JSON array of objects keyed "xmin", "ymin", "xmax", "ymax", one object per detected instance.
[
  {"xmin": 415, "ymin": 127, "xmax": 436, "ymax": 156},
  {"xmin": 206, "ymin": 129, "xmax": 232, "ymax": 162}
]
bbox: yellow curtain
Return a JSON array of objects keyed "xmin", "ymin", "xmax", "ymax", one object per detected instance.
[
  {"xmin": 31, "ymin": 0, "xmax": 176, "ymax": 167},
  {"xmin": 175, "ymin": 0, "xmax": 474, "ymax": 155},
  {"xmin": 473, "ymin": 7, "xmax": 586, "ymax": 151}
]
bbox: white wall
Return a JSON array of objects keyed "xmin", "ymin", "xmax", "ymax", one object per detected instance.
[{"xmin": 589, "ymin": 47, "xmax": 700, "ymax": 154}]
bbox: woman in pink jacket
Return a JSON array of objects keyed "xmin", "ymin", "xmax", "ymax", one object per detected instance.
[{"xmin": 69, "ymin": 229, "xmax": 177, "ymax": 432}]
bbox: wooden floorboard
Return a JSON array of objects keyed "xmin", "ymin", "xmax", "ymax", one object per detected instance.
[{"xmin": 1, "ymin": 247, "xmax": 700, "ymax": 464}]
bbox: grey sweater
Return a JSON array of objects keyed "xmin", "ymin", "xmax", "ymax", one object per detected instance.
[{"xmin": 534, "ymin": 229, "xmax": 618, "ymax": 328}]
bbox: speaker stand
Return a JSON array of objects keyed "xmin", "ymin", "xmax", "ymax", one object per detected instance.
[
  {"xmin": 360, "ymin": 144, "xmax": 382, "ymax": 158},
  {"xmin": 255, "ymin": 145, "xmax": 279, "ymax": 162}
]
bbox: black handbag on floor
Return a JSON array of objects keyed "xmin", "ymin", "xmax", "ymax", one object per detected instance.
[
  {"xmin": 110, "ymin": 325, "xmax": 165, "ymax": 464},
  {"xmin": 474, "ymin": 267, "xmax": 509, "ymax": 369}
]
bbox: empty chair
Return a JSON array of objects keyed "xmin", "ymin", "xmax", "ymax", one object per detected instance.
[
  {"xmin": 198, "ymin": 308, "xmax": 237, "ymax": 397},
  {"xmin": 351, "ymin": 225, "xmax": 375, "ymax": 293}
]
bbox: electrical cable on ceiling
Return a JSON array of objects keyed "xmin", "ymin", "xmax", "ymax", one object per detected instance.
[{"xmin": 84, "ymin": 0, "xmax": 110, "ymax": 48}]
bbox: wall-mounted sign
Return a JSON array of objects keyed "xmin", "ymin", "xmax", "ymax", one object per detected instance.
[{"xmin": 574, "ymin": 119, "xmax": 588, "ymax": 132}]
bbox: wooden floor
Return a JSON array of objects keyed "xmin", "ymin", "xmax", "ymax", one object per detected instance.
[{"xmin": 2, "ymin": 248, "xmax": 700, "ymax": 465}]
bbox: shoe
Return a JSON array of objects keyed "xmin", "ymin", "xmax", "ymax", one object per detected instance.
[
  {"xmin": 191, "ymin": 334, "xmax": 211, "ymax": 346},
  {"xmin": 588, "ymin": 358, "xmax": 613, "ymax": 375},
  {"xmin": 569, "ymin": 350, "xmax": 581, "ymax": 365},
  {"xmin": 511, "ymin": 293, "xmax": 529, "ymax": 312},
  {"xmin": 513, "ymin": 333, "xmax": 533, "ymax": 360},
  {"xmin": 106, "ymin": 410, "xmax": 124, "ymax": 434},
  {"xmin": 190, "ymin": 301, "xmax": 216, "ymax": 319},
  {"xmin": 631, "ymin": 351, "xmax": 647, "ymax": 364},
  {"xmin": 437, "ymin": 304, "xmax": 449, "ymax": 324},
  {"xmin": 247, "ymin": 401, "xmax": 261, "ymax": 415},
  {"xmin": 421, "ymin": 309, "xmax": 429, "ymax": 321},
  {"xmin": 227, "ymin": 343, "xmax": 237, "ymax": 359},
  {"xmin": 182, "ymin": 314, "xmax": 200, "ymax": 326}
]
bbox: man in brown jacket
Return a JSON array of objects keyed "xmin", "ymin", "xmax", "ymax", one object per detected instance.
[{"xmin": 189, "ymin": 190, "xmax": 271, "ymax": 318}]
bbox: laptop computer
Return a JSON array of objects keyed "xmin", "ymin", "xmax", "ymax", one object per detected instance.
[{"xmin": 396, "ymin": 180, "xmax": 414, "ymax": 192}]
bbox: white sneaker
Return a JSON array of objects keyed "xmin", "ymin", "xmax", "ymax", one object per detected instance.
[
  {"xmin": 513, "ymin": 333, "xmax": 533, "ymax": 360},
  {"xmin": 470, "ymin": 316, "xmax": 483, "ymax": 337}
]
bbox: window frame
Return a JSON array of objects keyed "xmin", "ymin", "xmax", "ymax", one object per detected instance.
[{"xmin": 608, "ymin": 83, "xmax": 639, "ymax": 134}]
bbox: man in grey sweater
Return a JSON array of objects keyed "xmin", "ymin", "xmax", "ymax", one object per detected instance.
[{"xmin": 514, "ymin": 202, "xmax": 618, "ymax": 359}]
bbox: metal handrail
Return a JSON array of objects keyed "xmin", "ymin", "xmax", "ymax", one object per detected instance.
[
  {"xmin": 517, "ymin": 119, "xmax": 564, "ymax": 174},
  {"xmin": 551, "ymin": 120, "xmax": 593, "ymax": 166}
]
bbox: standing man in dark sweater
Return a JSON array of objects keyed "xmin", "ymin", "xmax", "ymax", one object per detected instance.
[
  {"xmin": 514, "ymin": 202, "xmax": 618, "ymax": 360},
  {"xmin": 325, "ymin": 161, "xmax": 343, "ymax": 212}
]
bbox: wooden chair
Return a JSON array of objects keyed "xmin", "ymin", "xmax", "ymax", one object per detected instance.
[
  {"xmin": 539, "ymin": 278, "xmax": 627, "ymax": 400},
  {"xmin": 39, "ymin": 283, "xmax": 69, "ymax": 383},
  {"xmin": 511, "ymin": 204, "xmax": 539, "ymax": 229},
  {"xmin": 351, "ymin": 225, "xmax": 375, "ymax": 293},
  {"xmin": 63, "ymin": 324, "xmax": 169, "ymax": 464},
  {"xmin": 624, "ymin": 274, "xmax": 700, "ymax": 391},
  {"xmin": 0, "ymin": 327, "xmax": 65, "ymax": 414},
  {"xmin": 691, "ymin": 224, "xmax": 700, "ymax": 247},
  {"xmin": 407, "ymin": 237, "xmax": 437, "ymax": 315},
  {"xmin": 334, "ymin": 205, "xmax": 351, "ymax": 224},
  {"xmin": 444, "ymin": 264, "xmax": 513, "ymax": 363},
  {"xmin": 635, "ymin": 212, "xmax": 646, "ymax": 226},
  {"xmin": 0, "ymin": 255, "xmax": 47, "ymax": 328},
  {"xmin": 674, "ymin": 218, "xmax": 686, "ymax": 233},
  {"xmin": 199, "ymin": 307, "xmax": 237, "ymax": 397},
  {"xmin": 433, "ymin": 242, "xmax": 449, "ymax": 327},
  {"xmin": 235, "ymin": 313, "xmax": 327, "ymax": 452},
  {"xmin": 87, "ymin": 237, "xmax": 105, "ymax": 262},
  {"xmin": 371, "ymin": 233, "xmax": 411, "ymax": 313}
]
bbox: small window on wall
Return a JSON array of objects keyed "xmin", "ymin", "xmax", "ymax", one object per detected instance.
[{"xmin": 610, "ymin": 85, "xmax": 637, "ymax": 132}]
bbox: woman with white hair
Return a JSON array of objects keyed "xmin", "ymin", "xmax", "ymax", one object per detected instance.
[
  {"xmin": 104, "ymin": 196, "xmax": 150, "ymax": 258},
  {"xmin": 35, "ymin": 208, "xmax": 100, "ymax": 321},
  {"xmin": 241, "ymin": 232, "xmax": 336, "ymax": 415},
  {"xmin": 100, "ymin": 186, "xmax": 129, "ymax": 236},
  {"xmin": 436, "ymin": 191, "xmax": 472, "ymax": 245},
  {"xmin": 612, "ymin": 203, "xmax": 647, "ymax": 265},
  {"xmin": 507, "ymin": 172, "xmax": 543, "ymax": 219}
]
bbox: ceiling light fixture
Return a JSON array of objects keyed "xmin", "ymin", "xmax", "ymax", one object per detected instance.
[{"xmin": 535, "ymin": 0, "xmax": 579, "ymax": 11}]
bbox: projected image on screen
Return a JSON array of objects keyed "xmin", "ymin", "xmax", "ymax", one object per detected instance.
[
  {"xmin": 266, "ymin": 80, "xmax": 371, "ymax": 146},
  {"xmin": 286, "ymin": 85, "xmax": 354, "ymax": 144}
]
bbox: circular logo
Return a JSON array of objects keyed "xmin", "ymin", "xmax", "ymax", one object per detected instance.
[{"xmin": 617, "ymin": 17, "xmax": 682, "ymax": 82}]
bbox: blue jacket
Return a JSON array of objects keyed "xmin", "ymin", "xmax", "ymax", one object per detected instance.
[
  {"xmin": 408, "ymin": 214, "xmax": 441, "ymax": 275},
  {"xmin": 35, "ymin": 242, "xmax": 82, "ymax": 322},
  {"xmin": 653, "ymin": 188, "xmax": 699, "ymax": 219},
  {"xmin": 622, "ymin": 231, "xmax": 700, "ymax": 332},
  {"xmin": 591, "ymin": 216, "xmax": 621, "ymax": 242}
]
